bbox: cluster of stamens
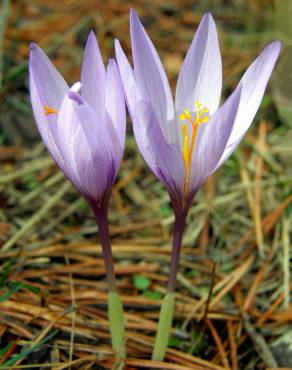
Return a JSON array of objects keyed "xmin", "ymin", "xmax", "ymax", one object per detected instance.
[
  {"xmin": 179, "ymin": 101, "xmax": 209, "ymax": 193},
  {"xmin": 44, "ymin": 104, "xmax": 58, "ymax": 116}
]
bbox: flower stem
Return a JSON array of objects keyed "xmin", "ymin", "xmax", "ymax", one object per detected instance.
[
  {"xmin": 108, "ymin": 291, "xmax": 126, "ymax": 362},
  {"xmin": 152, "ymin": 212, "xmax": 186, "ymax": 361},
  {"xmin": 167, "ymin": 213, "xmax": 186, "ymax": 293},
  {"xmin": 94, "ymin": 208, "xmax": 117, "ymax": 292},
  {"xmin": 93, "ymin": 205, "xmax": 126, "ymax": 363},
  {"xmin": 151, "ymin": 292, "xmax": 175, "ymax": 361}
]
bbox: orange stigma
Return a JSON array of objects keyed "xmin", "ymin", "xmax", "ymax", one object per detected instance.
[
  {"xmin": 179, "ymin": 101, "xmax": 209, "ymax": 193},
  {"xmin": 44, "ymin": 104, "xmax": 58, "ymax": 116}
]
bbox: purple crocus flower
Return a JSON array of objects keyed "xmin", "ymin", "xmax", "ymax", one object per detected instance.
[
  {"xmin": 116, "ymin": 9, "xmax": 280, "ymax": 286},
  {"xmin": 29, "ymin": 32, "xmax": 126, "ymax": 359},
  {"xmin": 115, "ymin": 9, "xmax": 280, "ymax": 360},
  {"xmin": 29, "ymin": 33, "xmax": 125, "ymax": 216},
  {"xmin": 116, "ymin": 10, "xmax": 281, "ymax": 217},
  {"xmin": 29, "ymin": 32, "xmax": 126, "ymax": 290}
]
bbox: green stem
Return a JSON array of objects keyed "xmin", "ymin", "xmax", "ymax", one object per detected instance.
[
  {"xmin": 152, "ymin": 293, "xmax": 175, "ymax": 361},
  {"xmin": 152, "ymin": 212, "xmax": 186, "ymax": 361},
  {"xmin": 93, "ymin": 204, "xmax": 126, "ymax": 364},
  {"xmin": 108, "ymin": 292, "xmax": 126, "ymax": 362}
]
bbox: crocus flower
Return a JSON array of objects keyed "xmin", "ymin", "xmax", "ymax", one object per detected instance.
[
  {"xmin": 29, "ymin": 33, "xmax": 125, "ymax": 214},
  {"xmin": 29, "ymin": 32, "xmax": 126, "ymax": 360},
  {"xmin": 115, "ymin": 9, "xmax": 280, "ymax": 360},
  {"xmin": 116, "ymin": 10, "xmax": 280, "ymax": 218}
]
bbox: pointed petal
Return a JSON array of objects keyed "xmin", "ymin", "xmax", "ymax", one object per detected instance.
[
  {"xmin": 81, "ymin": 31, "xmax": 106, "ymax": 118},
  {"xmin": 29, "ymin": 43, "xmax": 68, "ymax": 111},
  {"xmin": 29, "ymin": 43, "xmax": 68, "ymax": 168},
  {"xmin": 216, "ymin": 41, "xmax": 281, "ymax": 169},
  {"xmin": 115, "ymin": 39, "xmax": 140, "ymax": 118},
  {"xmin": 133, "ymin": 101, "xmax": 185, "ymax": 202},
  {"xmin": 105, "ymin": 59, "xmax": 126, "ymax": 159},
  {"xmin": 130, "ymin": 9, "xmax": 176, "ymax": 144},
  {"xmin": 57, "ymin": 89, "xmax": 115, "ymax": 202},
  {"xmin": 175, "ymin": 13, "xmax": 222, "ymax": 115},
  {"xmin": 189, "ymin": 84, "xmax": 242, "ymax": 190}
]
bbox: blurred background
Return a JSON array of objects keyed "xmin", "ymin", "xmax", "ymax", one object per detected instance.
[{"xmin": 0, "ymin": 0, "xmax": 291, "ymax": 368}]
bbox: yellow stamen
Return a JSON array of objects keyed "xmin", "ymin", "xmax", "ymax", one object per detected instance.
[
  {"xmin": 198, "ymin": 108, "xmax": 209, "ymax": 115},
  {"xmin": 201, "ymin": 116, "xmax": 208, "ymax": 123},
  {"xmin": 181, "ymin": 124, "xmax": 189, "ymax": 193},
  {"xmin": 179, "ymin": 101, "xmax": 209, "ymax": 194},
  {"xmin": 44, "ymin": 104, "xmax": 58, "ymax": 116}
]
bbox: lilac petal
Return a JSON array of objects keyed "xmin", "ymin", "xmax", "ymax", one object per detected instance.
[
  {"xmin": 216, "ymin": 41, "xmax": 281, "ymax": 169},
  {"xmin": 189, "ymin": 84, "xmax": 242, "ymax": 191},
  {"xmin": 57, "ymin": 88, "xmax": 115, "ymax": 202},
  {"xmin": 29, "ymin": 43, "xmax": 68, "ymax": 168},
  {"xmin": 81, "ymin": 31, "xmax": 106, "ymax": 119},
  {"xmin": 175, "ymin": 13, "xmax": 222, "ymax": 115},
  {"xmin": 133, "ymin": 101, "xmax": 185, "ymax": 203},
  {"xmin": 115, "ymin": 39, "xmax": 140, "ymax": 118},
  {"xmin": 130, "ymin": 9, "xmax": 177, "ymax": 145},
  {"xmin": 67, "ymin": 82, "xmax": 83, "ymax": 104},
  {"xmin": 105, "ymin": 58, "xmax": 126, "ymax": 160},
  {"xmin": 29, "ymin": 43, "xmax": 68, "ymax": 111}
]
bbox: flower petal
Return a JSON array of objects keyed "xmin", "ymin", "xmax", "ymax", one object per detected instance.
[
  {"xmin": 81, "ymin": 31, "xmax": 106, "ymax": 118},
  {"xmin": 130, "ymin": 9, "xmax": 177, "ymax": 144},
  {"xmin": 189, "ymin": 84, "xmax": 242, "ymax": 191},
  {"xmin": 175, "ymin": 13, "xmax": 222, "ymax": 115},
  {"xmin": 216, "ymin": 41, "xmax": 281, "ymax": 169},
  {"xmin": 57, "ymin": 88, "xmax": 115, "ymax": 202},
  {"xmin": 115, "ymin": 38, "xmax": 140, "ymax": 118},
  {"xmin": 29, "ymin": 43, "xmax": 68, "ymax": 168},
  {"xmin": 105, "ymin": 58, "xmax": 126, "ymax": 160},
  {"xmin": 133, "ymin": 101, "xmax": 185, "ymax": 204}
]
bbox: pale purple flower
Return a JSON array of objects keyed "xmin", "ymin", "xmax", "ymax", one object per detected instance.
[
  {"xmin": 29, "ymin": 34, "xmax": 127, "ymax": 354},
  {"xmin": 115, "ymin": 9, "xmax": 281, "ymax": 215},
  {"xmin": 29, "ymin": 32, "xmax": 126, "ymax": 210}
]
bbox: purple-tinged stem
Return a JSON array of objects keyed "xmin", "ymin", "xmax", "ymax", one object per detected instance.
[
  {"xmin": 167, "ymin": 211, "xmax": 187, "ymax": 293},
  {"xmin": 152, "ymin": 210, "xmax": 187, "ymax": 360},
  {"xmin": 93, "ymin": 205, "xmax": 117, "ymax": 293},
  {"xmin": 91, "ymin": 201, "xmax": 126, "ymax": 361}
]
